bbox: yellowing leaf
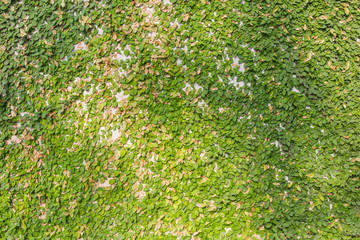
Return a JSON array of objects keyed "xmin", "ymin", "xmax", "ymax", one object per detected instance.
[
  {"xmin": 338, "ymin": 222, "xmax": 343, "ymax": 231},
  {"xmin": 319, "ymin": 15, "xmax": 328, "ymax": 20},
  {"xmin": 20, "ymin": 28, "xmax": 26, "ymax": 37},
  {"xmin": 306, "ymin": 173, "xmax": 315, "ymax": 178},
  {"xmin": 80, "ymin": 16, "xmax": 91, "ymax": 26},
  {"xmin": 344, "ymin": 7, "xmax": 350, "ymax": 15},
  {"xmin": 330, "ymin": 28, "xmax": 336, "ymax": 36},
  {"xmin": 342, "ymin": 61, "xmax": 350, "ymax": 72},
  {"xmin": 304, "ymin": 52, "xmax": 315, "ymax": 62}
]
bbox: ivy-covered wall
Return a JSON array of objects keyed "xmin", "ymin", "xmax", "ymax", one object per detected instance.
[{"xmin": 1, "ymin": 0, "xmax": 360, "ymax": 239}]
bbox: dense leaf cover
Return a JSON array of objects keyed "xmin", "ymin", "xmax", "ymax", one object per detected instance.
[{"xmin": 1, "ymin": 0, "xmax": 360, "ymax": 239}]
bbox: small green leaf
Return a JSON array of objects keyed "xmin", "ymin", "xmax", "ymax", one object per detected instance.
[{"xmin": 120, "ymin": 149, "xmax": 126, "ymax": 157}]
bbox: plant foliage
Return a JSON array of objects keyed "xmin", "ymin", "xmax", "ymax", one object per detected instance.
[{"xmin": 1, "ymin": 0, "xmax": 360, "ymax": 239}]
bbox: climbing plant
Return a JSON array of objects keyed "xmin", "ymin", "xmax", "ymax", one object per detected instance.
[{"xmin": 1, "ymin": 0, "xmax": 359, "ymax": 239}]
